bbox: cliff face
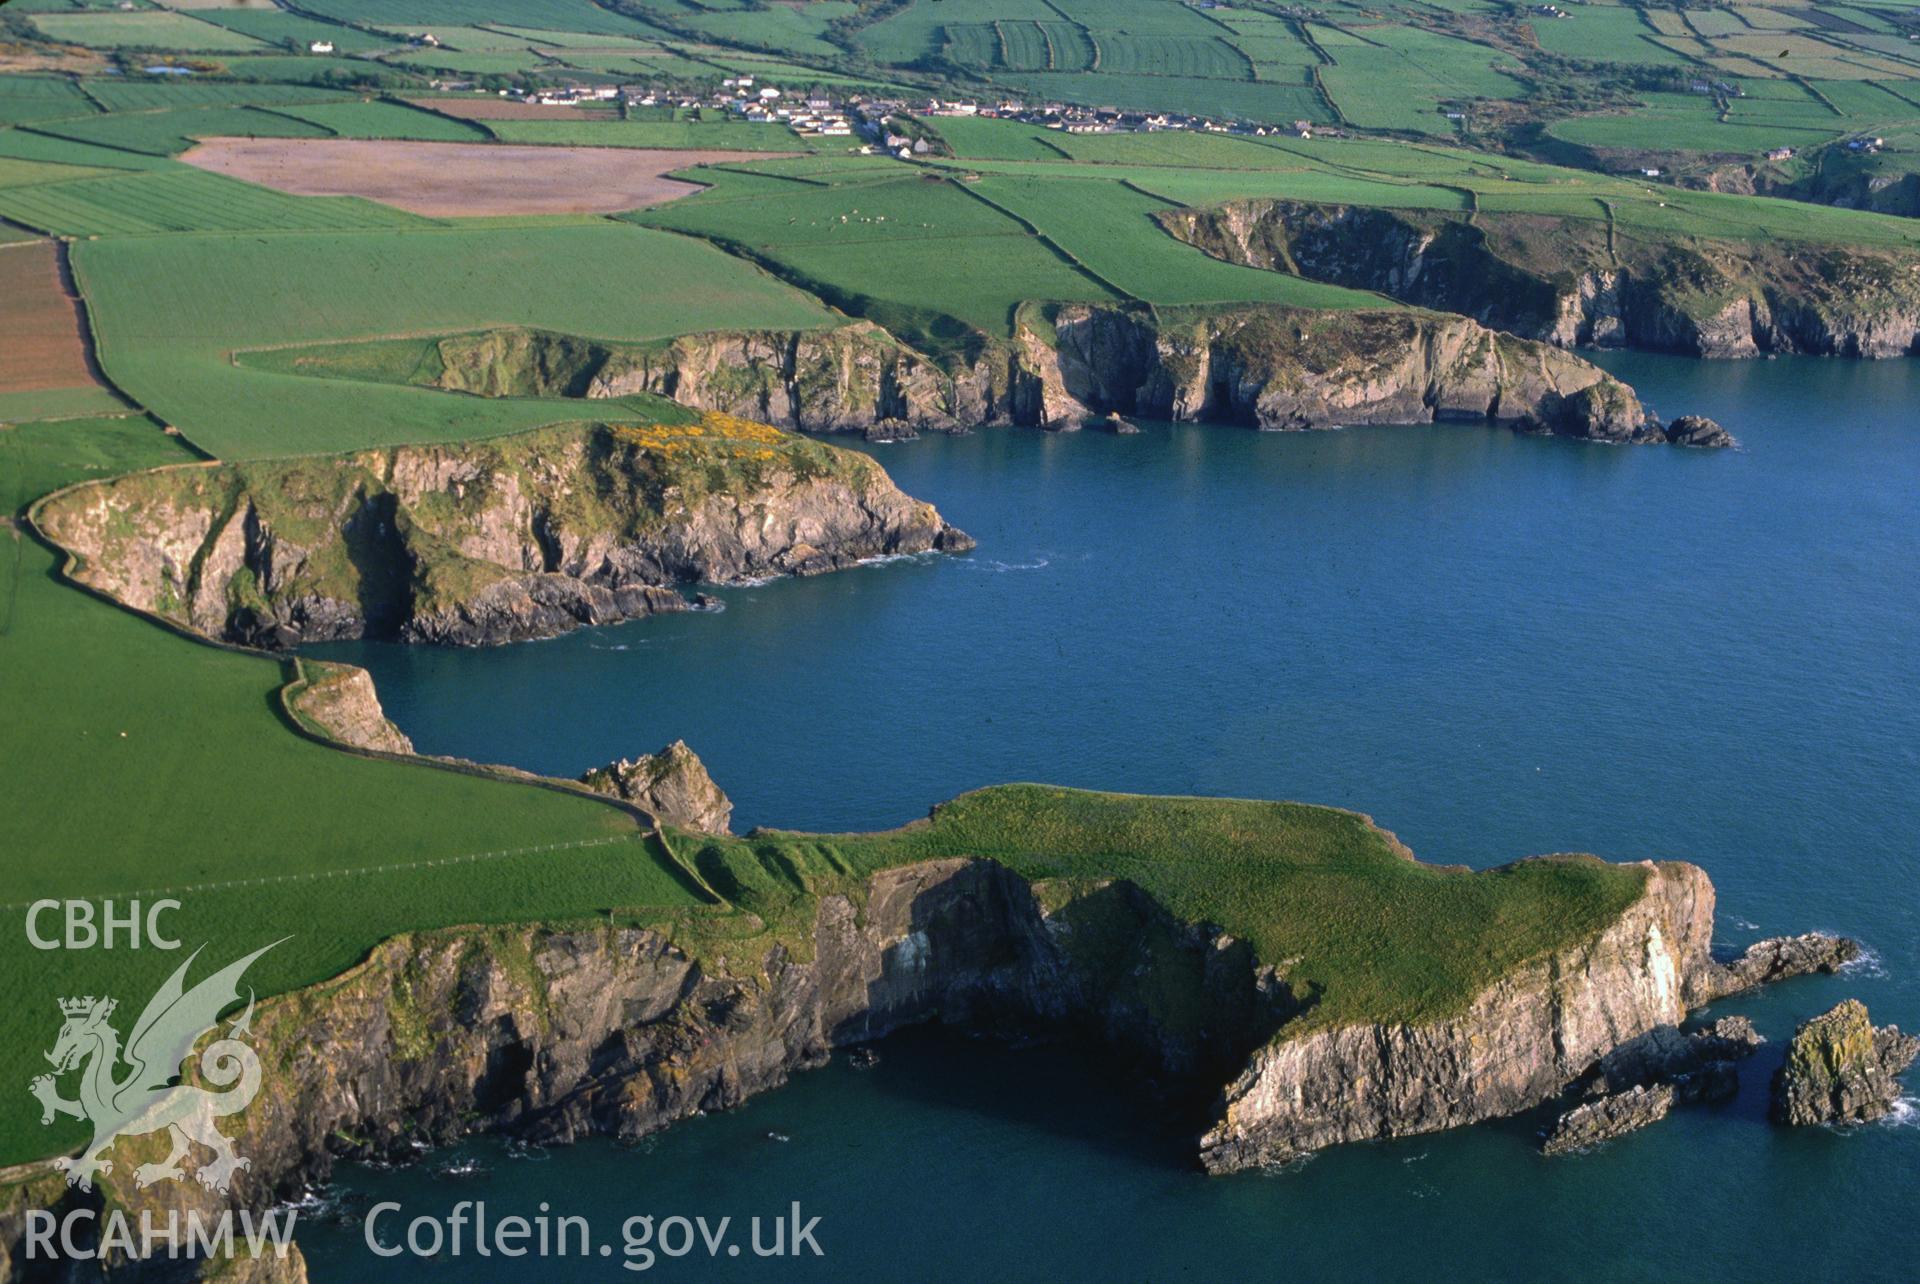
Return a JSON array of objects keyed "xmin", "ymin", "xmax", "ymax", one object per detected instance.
[
  {"xmin": 33, "ymin": 417, "xmax": 971, "ymax": 648},
  {"xmin": 286, "ymin": 661, "xmax": 413, "ymax": 755},
  {"xmin": 1031, "ymin": 304, "xmax": 1663, "ymax": 441},
  {"xmin": 372, "ymin": 304, "xmax": 1689, "ymax": 445},
  {"xmin": 1162, "ymin": 200, "xmax": 1920, "ymax": 359},
  {"xmin": 1198, "ymin": 861, "xmax": 1718, "ymax": 1171},
  {"xmin": 70, "ymin": 860, "xmax": 1277, "ymax": 1243}
]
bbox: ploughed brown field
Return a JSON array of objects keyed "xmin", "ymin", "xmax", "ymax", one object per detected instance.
[
  {"xmin": 407, "ymin": 97, "xmax": 621, "ymax": 121},
  {"xmin": 0, "ymin": 241, "xmax": 101, "ymax": 396},
  {"xmin": 178, "ymin": 138, "xmax": 793, "ymax": 217}
]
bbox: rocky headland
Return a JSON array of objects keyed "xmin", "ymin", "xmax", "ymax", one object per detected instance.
[
  {"xmin": 3, "ymin": 779, "xmax": 1867, "ymax": 1279},
  {"xmin": 1161, "ymin": 200, "xmax": 1920, "ymax": 360},
  {"xmin": 250, "ymin": 304, "xmax": 1724, "ymax": 447},
  {"xmin": 32, "ymin": 415, "xmax": 972, "ymax": 648}
]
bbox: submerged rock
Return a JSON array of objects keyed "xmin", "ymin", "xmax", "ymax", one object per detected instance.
[
  {"xmin": 1663, "ymin": 415, "xmax": 1737, "ymax": 448},
  {"xmin": 581, "ymin": 739, "xmax": 733, "ymax": 835},
  {"xmin": 1771, "ymin": 1000, "xmax": 1919, "ymax": 1126}
]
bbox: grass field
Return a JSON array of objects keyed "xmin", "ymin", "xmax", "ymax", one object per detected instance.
[
  {"xmin": 0, "ymin": 527, "xmax": 700, "ymax": 1164},
  {"xmin": 298, "ymin": 0, "xmax": 657, "ymax": 35},
  {"xmin": 33, "ymin": 104, "xmax": 335, "ymax": 157},
  {"xmin": 29, "ymin": 10, "xmax": 269, "ymax": 53},
  {"xmin": 965, "ymin": 174, "xmax": 1382, "ymax": 308},
  {"xmin": 0, "ymin": 168, "xmax": 435, "ymax": 236},
  {"xmin": 0, "ymin": 77, "xmax": 96, "ymax": 128},
  {"xmin": 630, "ymin": 165, "xmax": 1124, "ymax": 345},
  {"xmin": 0, "ymin": 414, "xmax": 195, "ymax": 517},
  {"xmin": 72, "ymin": 223, "xmax": 837, "ymax": 457},
  {"xmin": 265, "ymin": 99, "xmax": 495, "ymax": 142}
]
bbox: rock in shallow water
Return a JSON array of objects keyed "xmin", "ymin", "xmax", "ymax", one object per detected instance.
[
  {"xmin": 1663, "ymin": 415, "xmax": 1737, "ymax": 448},
  {"xmin": 1542, "ymin": 1083, "xmax": 1678, "ymax": 1156},
  {"xmin": 1771, "ymin": 999, "xmax": 1919, "ymax": 1126}
]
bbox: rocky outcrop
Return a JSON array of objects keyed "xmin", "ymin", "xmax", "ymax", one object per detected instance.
[
  {"xmin": 582, "ymin": 322, "xmax": 964, "ymax": 434},
  {"xmin": 1162, "ymin": 200, "xmax": 1920, "ymax": 359},
  {"xmin": 1542, "ymin": 1084, "xmax": 1678, "ymax": 1156},
  {"xmin": 1540, "ymin": 1016, "xmax": 1761, "ymax": 1154},
  {"xmin": 288, "ymin": 661, "xmax": 413, "ymax": 755},
  {"xmin": 33, "ymin": 417, "xmax": 971, "ymax": 649},
  {"xmin": 1662, "ymin": 415, "xmax": 1735, "ymax": 448},
  {"xmin": 1024, "ymin": 303, "xmax": 1674, "ymax": 443},
  {"xmin": 581, "ymin": 739, "xmax": 733, "ymax": 834},
  {"xmin": 1771, "ymin": 1000, "xmax": 1919, "ymax": 1126},
  {"xmin": 1715, "ymin": 932, "xmax": 1861, "ymax": 996}
]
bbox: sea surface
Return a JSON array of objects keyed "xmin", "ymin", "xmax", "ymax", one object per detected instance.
[{"xmin": 306, "ymin": 354, "xmax": 1919, "ymax": 1280}]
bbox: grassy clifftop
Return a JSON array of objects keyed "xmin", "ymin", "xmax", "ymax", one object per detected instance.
[{"xmin": 680, "ymin": 784, "xmax": 1652, "ymax": 1036}]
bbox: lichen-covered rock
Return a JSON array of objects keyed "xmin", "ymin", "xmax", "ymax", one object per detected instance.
[
  {"xmin": 35, "ymin": 417, "xmax": 970, "ymax": 649},
  {"xmin": 1771, "ymin": 1000, "xmax": 1920, "ymax": 1126},
  {"xmin": 288, "ymin": 661, "xmax": 413, "ymax": 755},
  {"xmin": 581, "ymin": 739, "xmax": 733, "ymax": 834}
]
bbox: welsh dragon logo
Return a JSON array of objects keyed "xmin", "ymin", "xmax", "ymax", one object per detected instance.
[{"xmin": 30, "ymin": 942, "xmax": 280, "ymax": 1193}]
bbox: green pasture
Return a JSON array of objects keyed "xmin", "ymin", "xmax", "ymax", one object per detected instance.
[
  {"xmin": 29, "ymin": 11, "xmax": 269, "ymax": 53},
  {"xmin": 700, "ymin": 784, "xmax": 1649, "ymax": 1039},
  {"xmin": 70, "ymin": 223, "xmax": 836, "ymax": 457},
  {"xmin": 267, "ymin": 98, "xmax": 494, "ymax": 141},
  {"xmin": 33, "ymin": 104, "xmax": 333, "ymax": 157},
  {"xmin": 0, "ymin": 525, "xmax": 699, "ymax": 1164},
  {"xmin": 0, "ymin": 169, "xmax": 434, "ymax": 236}
]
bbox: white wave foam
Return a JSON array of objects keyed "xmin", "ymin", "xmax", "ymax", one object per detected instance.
[
  {"xmin": 968, "ymin": 556, "xmax": 1051, "ymax": 573},
  {"xmin": 1840, "ymin": 942, "xmax": 1888, "ymax": 979},
  {"xmin": 1885, "ymin": 1097, "xmax": 1917, "ymax": 1129}
]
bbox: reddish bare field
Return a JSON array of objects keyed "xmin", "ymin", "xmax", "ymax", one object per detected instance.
[
  {"xmin": 179, "ymin": 138, "xmax": 791, "ymax": 217},
  {"xmin": 0, "ymin": 241, "xmax": 99, "ymax": 395},
  {"xmin": 408, "ymin": 97, "xmax": 620, "ymax": 121}
]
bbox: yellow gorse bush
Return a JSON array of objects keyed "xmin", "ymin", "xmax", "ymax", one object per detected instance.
[{"xmin": 608, "ymin": 412, "xmax": 790, "ymax": 461}]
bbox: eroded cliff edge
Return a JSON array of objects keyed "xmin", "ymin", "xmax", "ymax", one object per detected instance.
[
  {"xmin": 248, "ymin": 304, "xmax": 1717, "ymax": 446},
  {"xmin": 32, "ymin": 414, "xmax": 972, "ymax": 648},
  {"xmin": 1162, "ymin": 201, "xmax": 1920, "ymax": 360}
]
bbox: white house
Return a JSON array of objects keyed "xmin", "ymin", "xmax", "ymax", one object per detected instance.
[{"xmin": 308, "ymin": 40, "xmax": 335, "ymax": 54}]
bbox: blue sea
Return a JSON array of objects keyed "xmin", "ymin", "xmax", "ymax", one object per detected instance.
[{"xmin": 306, "ymin": 354, "xmax": 1919, "ymax": 1280}]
